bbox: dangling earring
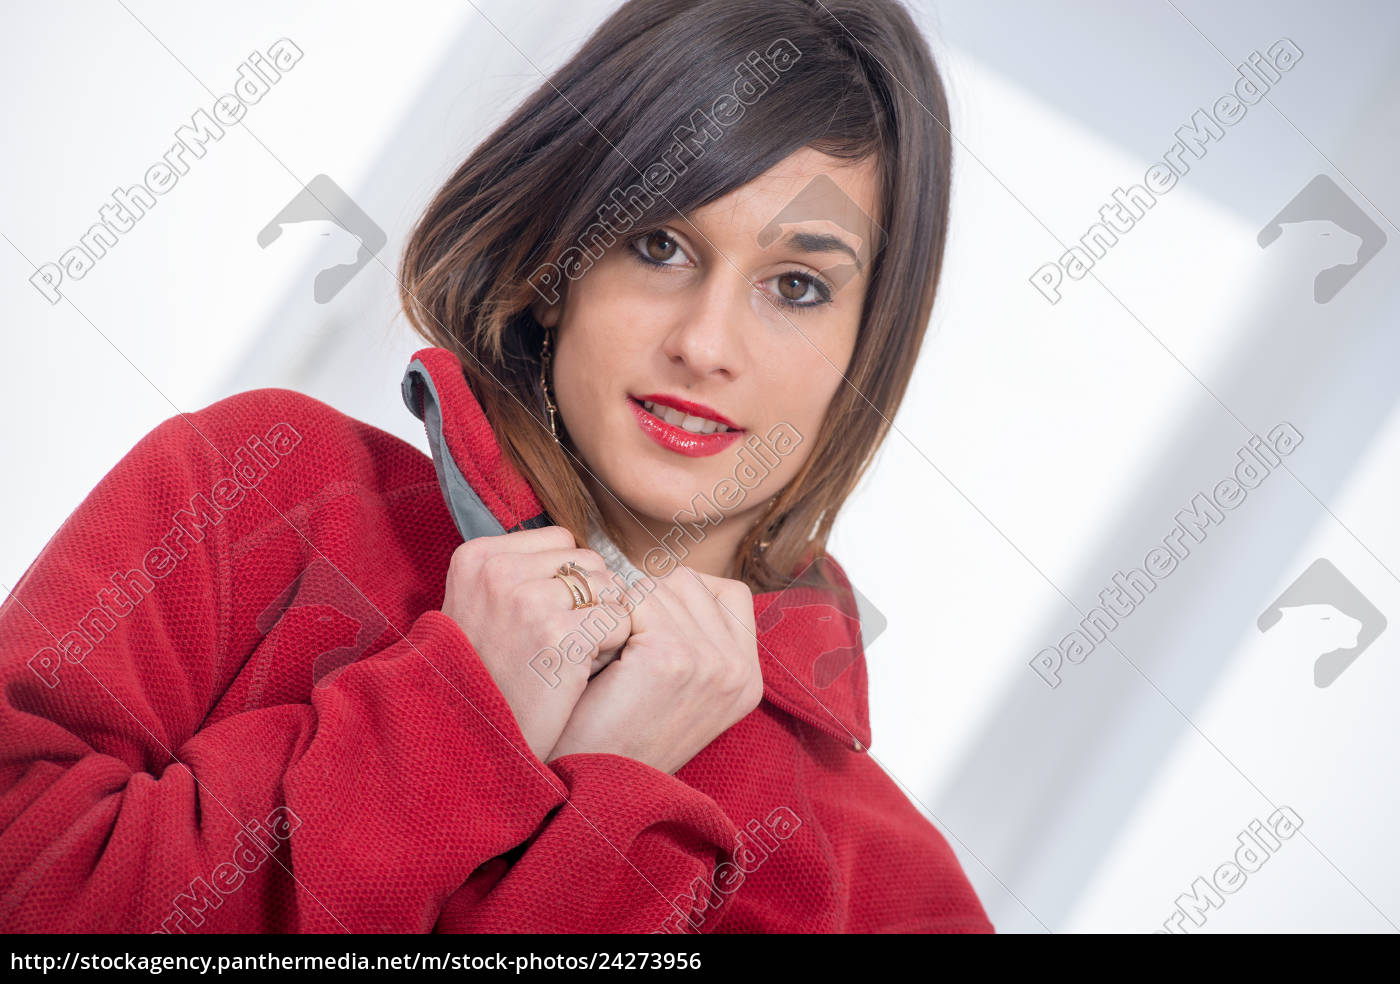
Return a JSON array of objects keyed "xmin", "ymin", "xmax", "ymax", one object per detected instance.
[
  {"xmin": 755, "ymin": 498, "xmax": 780, "ymax": 555},
  {"xmin": 539, "ymin": 330, "xmax": 559, "ymax": 442}
]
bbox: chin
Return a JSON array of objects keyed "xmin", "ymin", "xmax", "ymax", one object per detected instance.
[
  {"xmin": 618, "ymin": 481, "xmax": 698, "ymax": 529},
  {"xmin": 611, "ymin": 474, "xmax": 723, "ymax": 538}
]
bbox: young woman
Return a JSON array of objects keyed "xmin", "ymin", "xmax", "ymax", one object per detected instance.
[{"xmin": 0, "ymin": 0, "xmax": 992, "ymax": 933}]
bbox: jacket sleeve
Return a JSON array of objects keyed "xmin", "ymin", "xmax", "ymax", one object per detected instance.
[
  {"xmin": 0, "ymin": 402, "xmax": 571, "ymax": 933},
  {"xmin": 434, "ymin": 750, "xmax": 744, "ymax": 934}
]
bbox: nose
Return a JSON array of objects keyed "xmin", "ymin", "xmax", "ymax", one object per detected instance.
[{"xmin": 659, "ymin": 270, "xmax": 750, "ymax": 381}]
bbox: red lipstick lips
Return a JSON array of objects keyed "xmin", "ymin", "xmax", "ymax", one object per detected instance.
[{"xmin": 629, "ymin": 393, "xmax": 744, "ymax": 458}]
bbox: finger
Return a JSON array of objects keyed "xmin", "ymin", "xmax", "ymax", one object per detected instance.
[
  {"xmin": 656, "ymin": 566, "xmax": 738, "ymax": 650},
  {"xmin": 489, "ymin": 546, "xmax": 609, "ymax": 587},
  {"xmin": 520, "ymin": 594, "xmax": 627, "ymax": 688},
  {"xmin": 526, "ymin": 547, "xmax": 610, "ymax": 584},
  {"xmin": 690, "ymin": 570, "xmax": 758, "ymax": 643},
  {"xmin": 483, "ymin": 524, "xmax": 579, "ymax": 555},
  {"xmin": 588, "ymin": 571, "xmax": 645, "ymax": 622},
  {"xmin": 659, "ymin": 570, "xmax": 759, "ymax": 691},
  {"xmin": 621, "ymin": 568, "xmax": 684, "ymax": 637},
  {"xmin": 640, "ymin": 569, "xmax": 719, "ymax": 653},
  {"xmin": 524, "ymin": 565, "xmax": 632, "ymax": 649},
  {"xmin": 526, "ymin": 556, "xmax": 609, "ymax": 610},
  {"xmin": 589, "ymin": 645, "xmax": 622, "ymax": 677},
  {"xmin": 563, "ymin": 593, "xmax": 634, "ymax": 663},
  {"xmin": 541, "ymin": 551, "xmax": 615, "ymax": 620}
]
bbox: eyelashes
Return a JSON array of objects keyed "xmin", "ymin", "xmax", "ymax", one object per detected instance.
[
  {"xmin": 625, "ymin": 228, "xmax": 835, "ymax": 311},
  {"xmin": 768, "ymin": 271, "xmax": 833, "ymax": 309}
]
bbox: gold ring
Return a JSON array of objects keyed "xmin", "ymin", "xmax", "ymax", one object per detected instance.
[
  {"xmin": 559, "ymin": 564, "xmax": 594, "ymax": 607},
  {"xmin": 559, "ymin": 562, "xmax": 594, "ymax": 605},
  {"xmin": 553, "ymin": 563, "xmax": 595, "ymax": 609},
  {"xmin": 555, "ymin": 571, "xmax": 586, "ymax": 608}
]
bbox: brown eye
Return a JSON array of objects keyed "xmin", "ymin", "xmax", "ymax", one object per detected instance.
[
  {"xmin": 763, "ymin": 271, "xmax": 832, "ymax": 310},
  {"xmin": 777, "ymin": 275, "xmax": 807, "ymax": 301},
  {"xmin": 644, "ymin": 231, "xmax": 678, "ymax": 262}
]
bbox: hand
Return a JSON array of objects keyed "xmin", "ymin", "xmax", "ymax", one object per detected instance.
[
  {"xmin": 545, "ymin": 565, "xmax": 762, "ymax": 774},
  {"xmin": 439, "ymin": 525, "xmax": 631, "ymax": 761}
]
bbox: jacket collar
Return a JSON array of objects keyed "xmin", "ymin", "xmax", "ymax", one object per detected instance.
[{"xmin": 402, "ymin": 347, "xmax": 871, "ymax": 753}]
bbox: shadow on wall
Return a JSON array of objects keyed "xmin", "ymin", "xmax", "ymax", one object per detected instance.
[{"xmin": 932, "ymin": 75, "xmax": 1399, "ymax": 928}]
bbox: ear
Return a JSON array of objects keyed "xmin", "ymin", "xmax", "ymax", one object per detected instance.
[{"xmin": 531, "ymin": 295, "xmax": 561, "ymax": 329}]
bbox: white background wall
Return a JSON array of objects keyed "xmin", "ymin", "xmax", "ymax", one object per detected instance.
[{"xmin": 2, "ymin": 0, "xmax": 1396, "ymax": 933}]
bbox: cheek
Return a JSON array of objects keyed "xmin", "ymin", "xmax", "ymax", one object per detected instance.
[
  {"xmin": 559, "ymin": 268, "xmax": 651, "ymax": 370},
  {"xmin": 551, "ymin": 278, "xmax": 652, "ymax": 445},
  {"xmin": 756, "ymin": 371, "xmax": 838, "ymax": 469},
  {"xmin": 550, "ymin": 326, "xmax": 608, "ymax": 446},
  {"xmin": 749, "ymin": 339, "xmax": 852, "ymax": 488},
  {"xmin": 555, "ymin": 288, "xmax": 613, "ymax": 390},
  {"xmin": 754, "ymin": 325, "xmax": 855, "ymax": 422},
  {"xmin": 749, "ymin": 286, "xmax": 860, "ymax": 372}
]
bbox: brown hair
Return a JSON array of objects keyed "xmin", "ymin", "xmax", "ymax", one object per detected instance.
[{"xmin": 398, "ymin": 0, "xmax": 952, "ymax": 592}]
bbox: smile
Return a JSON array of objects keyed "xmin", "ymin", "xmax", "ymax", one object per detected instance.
[{"xmin": 628, "ymin": 394, "xmax": 745, "ymax": 457}]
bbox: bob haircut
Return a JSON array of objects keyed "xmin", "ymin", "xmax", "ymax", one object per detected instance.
[{"xmin": 399, "ymin": 0, "xmax": 952, "ymax": 593}]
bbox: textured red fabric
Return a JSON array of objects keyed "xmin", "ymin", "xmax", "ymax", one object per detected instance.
[{"xmin": 0, "ymin": 347, "xmax": 993, "ymax": 934}]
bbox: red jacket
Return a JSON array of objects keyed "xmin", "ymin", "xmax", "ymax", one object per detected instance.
[{"xmin": 0, "ymin": 347, "xmax": 992, "ymax": 934}]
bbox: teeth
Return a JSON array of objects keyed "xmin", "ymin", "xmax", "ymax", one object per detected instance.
[{"xmin": 640, "ymin": 400, "xmax": 731, "ymax": 434}]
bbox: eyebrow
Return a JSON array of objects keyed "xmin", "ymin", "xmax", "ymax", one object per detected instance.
[{"xmin": 778, "ymin": 231, "xmax": 863, "ymax": 273}]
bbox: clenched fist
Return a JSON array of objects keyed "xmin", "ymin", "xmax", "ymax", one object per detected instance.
[
  {"xmin": 439, "ymin": 525, "xmax": 629, "ymax": 761},
  {"xmin": 546, "ymin": 564, "xmax": 762, "ymax": 775}
]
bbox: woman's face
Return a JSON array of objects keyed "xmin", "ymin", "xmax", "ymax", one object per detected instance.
[{"xmin": 536, "ymin": 145, "xmax": 881, "ymax": 569}]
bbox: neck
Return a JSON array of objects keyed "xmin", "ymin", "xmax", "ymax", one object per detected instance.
[{"xmin": 586, "ymin": 475, "xmax": 753, "ymax": 580}]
